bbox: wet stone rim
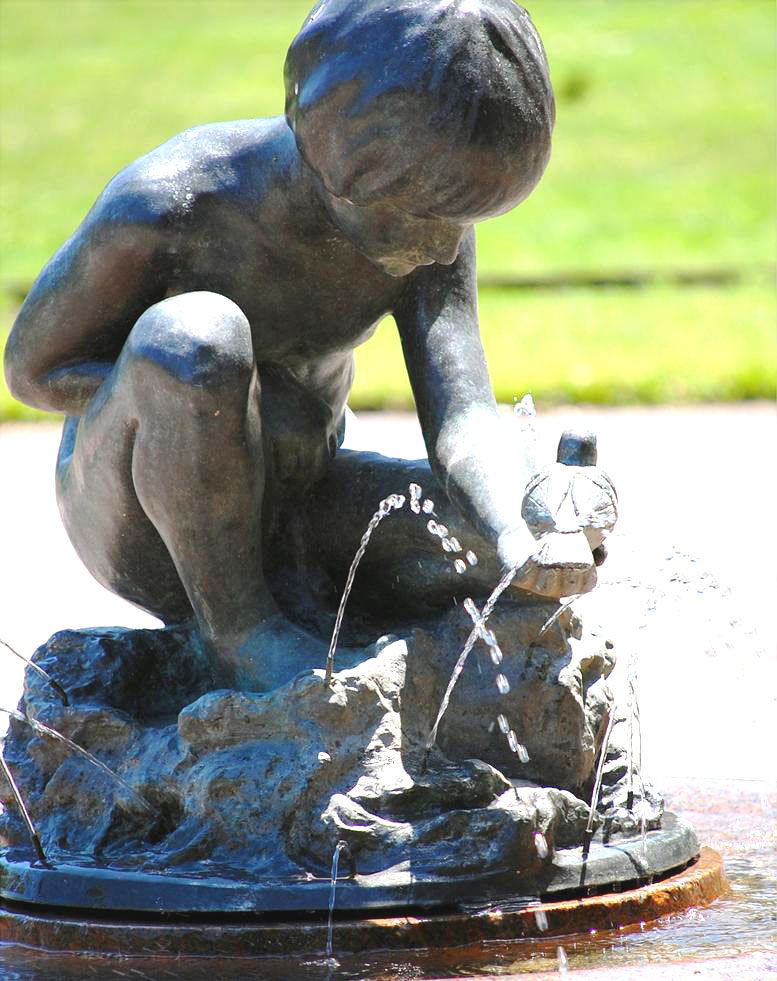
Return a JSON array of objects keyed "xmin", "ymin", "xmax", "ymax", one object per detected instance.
[
  {"xmin": 0, "ymin": 848, "xmax": 726, "ymax": 956},
  {"xmin": 0, "ymin": 814, "xmax": 699, "ymax": 915}
]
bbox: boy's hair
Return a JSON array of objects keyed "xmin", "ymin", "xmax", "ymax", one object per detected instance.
[{"xmin": 284, "ymin": 0, "xmax": 555, "ymax": 219}]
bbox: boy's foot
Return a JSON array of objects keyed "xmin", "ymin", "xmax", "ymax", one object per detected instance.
[{"xmin": 209, "ymin": 614, "xmax": 330, "ymax": 692}]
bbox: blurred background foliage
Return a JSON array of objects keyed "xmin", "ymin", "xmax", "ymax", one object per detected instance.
[{"xmin": 1, "ymin": 0, "xmax": 774, "ymax": 419}]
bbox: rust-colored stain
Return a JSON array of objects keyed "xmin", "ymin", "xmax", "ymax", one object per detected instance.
[{"xmin": 0, "ymin": 848, "xmax": 727, "ymax": 957}]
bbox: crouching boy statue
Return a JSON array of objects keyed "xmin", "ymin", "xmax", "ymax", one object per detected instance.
[
  {"xmin": 6, "ymin": 0, "xmax": 604, "ymax": 693},
  {"xmin": 1, "ymin": 2, "xmax": 698, "ymax": 925}
]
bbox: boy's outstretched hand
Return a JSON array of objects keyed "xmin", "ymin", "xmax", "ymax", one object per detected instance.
[{"xmin": 497, "ymin": 430, "xmax": 618, "ymax": 600}]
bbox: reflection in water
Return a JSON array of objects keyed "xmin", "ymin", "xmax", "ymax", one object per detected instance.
[{"xmin": 1, "ymin": 779, "xmax": 775, "ymax": 979}]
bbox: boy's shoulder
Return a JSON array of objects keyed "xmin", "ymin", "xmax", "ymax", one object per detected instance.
[{"xmin": 92, "ymin": 118, "xmax": 288, "ymax": 232}]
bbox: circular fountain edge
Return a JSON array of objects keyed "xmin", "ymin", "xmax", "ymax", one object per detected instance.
[
  {"xmin": 0, "ymin": 848, "xmax": 726, "ymax": 956},
  {"xmin": 0, "ymin": 814, "xmax": 698, "ymax": 915}
]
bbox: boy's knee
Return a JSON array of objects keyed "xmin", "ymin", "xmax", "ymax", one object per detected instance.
[{"xmin": 126, "ymin": 292, "xmax": 254, "ymax": 390}]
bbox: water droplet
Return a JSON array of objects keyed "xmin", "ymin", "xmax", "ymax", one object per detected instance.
[
  {"xmin": 497, "ymin": 713, "xmax": 510, "ymax": 734},
  {"xmin": 318, "ymin": 752, "xmax": 331, "ymax": 764},
  {"xmin": 534, "ymin": 909, "xmax": 548, "ymax": 932},
  {"xmin": 496, "ymin": 673, "xmax": 510, "ymax": 694},
  {"xmin": 507, "ymin": 729, "xmax": 519, "ymax": 752},
  {"xmin": 422, "ymin": 499, "xmax": 434, "ymax": 513},
  {"xmin": 517, "ymin": 744, "xmax": 530, "ymax": 763},
  {"xmin": 514, "ymin": 393, "xmax": 536, "ymax": 418},
  {"xmin": 466, "ymin": 550, "xmax": 478, "ymax": 566},
  {"xmin": 481, "ymin": 628, "xmax": 496, "ymax": 647},
  {"xmin": 427, "ymin": 519, "xmax": 439, "ymax": 536},
  {"xmin": 389, "ymin": 494, "xmax": 405, "ymax": 510},
  {"xmin": 409, "ymin": 483, "xmax": 422, "ymax": 501},
  {"xmin": 442, "ymin": 538, "xmax": 455, "ymax": 552},
  {"xmin": 488, "ymin": 721, "xmax": 496, "ymax": 733},
  {"xmin": 454, "ymin": 559, "xmax": 467, "ymax": 574},
  {"xmin": 557, "ymin": 945, "xmax": 569, "ymax": 975},
  {"xmin": 378, "ymin": 499, "xmax": 391, "ymax": 516},
  {"xmin": 489, "ymin": 645, "xmax": 503, "ymax": 666},
  {"xmin": 534, "ymin": 831, "xmax": 549, "ymax": 858},
  {"xmin": 436, "ymin": 523, "xmax": 448, "ymax": 538},
  {"xmin": 463, "ymin": 598, "xmax": 478, "ymax": 618},
  {"xmin": 410, "ymin": 500, "xmax": 421, "ymax": 514},
  {"xmin": 447, "ymin": 536, "xmax": 462, "ymax": 552}
]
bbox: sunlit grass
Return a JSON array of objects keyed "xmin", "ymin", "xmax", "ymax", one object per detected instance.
[
  {"xmin": 350, "ymin": 282, "xmax": 776, "ymax": 408},
  {"xmin": 1, "ymin": 0, "xmax": 774, "ymax": 419},
  {"xmin": 1, "ymin": 0, "xmax": 773, "ymax": 287}
]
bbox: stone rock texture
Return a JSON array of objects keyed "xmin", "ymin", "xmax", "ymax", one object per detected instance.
[{"xmin": 0, "ymin": 603, "xmax": 658, "ymax": 884}]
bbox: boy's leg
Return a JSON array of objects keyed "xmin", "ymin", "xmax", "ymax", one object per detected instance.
[
  {"xmin": 301, "ymin": 450, "xmax": 509, "ymax": 617},
  {"xmin": 57, "ymin": 291, "xmax": 324, "ymax": 691},
  {"xmin": 301, "ymin": 447, "xmax": 600, "ymax": 618}
]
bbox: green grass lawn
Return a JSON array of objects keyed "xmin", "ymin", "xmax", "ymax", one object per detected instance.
[
  {"xmin": 351, "ymin": 281, "xmax": 776, "ymax": 409},
  {"xmin": 1, "ymin": 0, "xmax": 774, "ymax": 419}
]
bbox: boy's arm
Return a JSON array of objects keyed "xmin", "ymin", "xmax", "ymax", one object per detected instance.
[
  {"xmin": 394, "ymin": 229, "xmax": 536, "ymax": 563},
  {"xmin": 4, "ymin": 188, "xmax": 166, "ymax": 415}
]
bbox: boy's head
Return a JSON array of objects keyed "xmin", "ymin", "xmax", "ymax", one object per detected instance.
[{"xmin": 284, "ymin": 0, "xmax": 555, "ymax": 224}]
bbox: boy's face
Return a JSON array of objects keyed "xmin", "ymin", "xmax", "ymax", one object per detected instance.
[{"xmin": 324, "ymin": 191, "xmax": 469, "ymax": 278}]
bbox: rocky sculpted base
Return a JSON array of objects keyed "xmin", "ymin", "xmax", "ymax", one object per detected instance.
[{"xmin": 0, "ymin": 601, "xmax": 689, "ymax": 913}]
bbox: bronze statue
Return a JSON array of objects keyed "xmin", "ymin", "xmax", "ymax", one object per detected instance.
[{"xmin": 1, "ymin": 2, "xmax": 695, "ymax": 930}]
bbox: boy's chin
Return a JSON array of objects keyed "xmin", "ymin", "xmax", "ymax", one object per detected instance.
[{"xmin": 372, "ymin": 256, "xmax": 427, "ymax": 278}]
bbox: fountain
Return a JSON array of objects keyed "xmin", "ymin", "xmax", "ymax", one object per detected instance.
[{"xmin": 1, "ymin": 0, "xmax": 724, "ymax": 967}]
